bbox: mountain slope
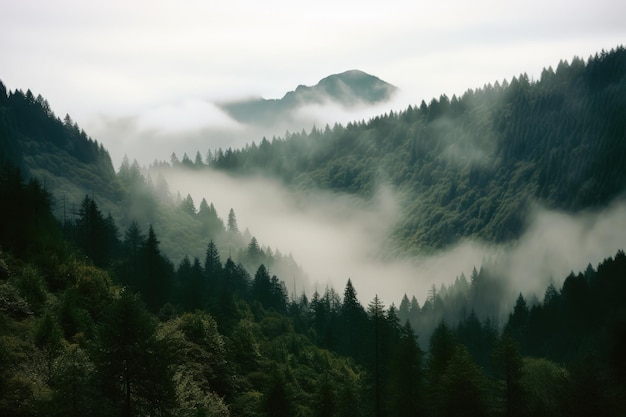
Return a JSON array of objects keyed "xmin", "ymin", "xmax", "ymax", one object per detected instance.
[
  {"xmin": 0, "ymin": 83, "xmax": 121, "ymax": 208},
  {"xmin": 219, "ymin": 69, "xmax": 397, "ymax": 125},
  {"xmin": 208, "ymin": 46, "xmax": 626, "ymax": 253},
  {"xmin": 0, "ymin": 81, "xmax": 307, "ymax": 285}
]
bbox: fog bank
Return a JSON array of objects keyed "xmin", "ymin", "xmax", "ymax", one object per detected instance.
[
  {"xmin": 89, "ymin": 91, "xmax": 416, "ymax": 167},
  {"xmin": 164, "ymin": 168, "xmax": 626, "ymax": 308}
]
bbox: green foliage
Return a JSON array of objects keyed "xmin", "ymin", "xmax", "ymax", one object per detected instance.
[
  {"xmin": 492, "ymin": 333, "xmax": 525, "ymax": 417},
  {"xmin": 34, "ymin": 312, "xmax": 63, "ymax": 376},
  {"xmin": 136, "ymin": 225, "xmax": 175, "ymax": 312},
  {"xmin": 2, "ymin": 47, "xmax": 626, "ymax": 415},
  {"xmin": 1, "ymin": 176, "xmax": 626, "ymax": 416},
  {"xmin": 0, "ymin": 164, "xmax": 61, "ymax": 258},
  {"xmin": 0, "ymin": 86, "xmax": 121, "ymax": 216},
  {"xmin": 387, "ymin": 322, "xmax": 424, "ymax": 417},
  {"xmin": 513, "ymin": 250, "xmax": 626, "ymax": 365},
  {"xmin": 520, "ymin": 357, "xmax": 567, "ymax": 417},
  {"xmin": 201, "ymin": 46, "xmax": 626, "ymax": 253},
  {"xmin": 70, "ymin": 262, "xmax": 113, "ymax": 318},
  {"xmin": 48, "ymin": 344, "xmax": 99, "ymax": 417},
  {"xmin": 98, "ymin": 289, "xmax": 176, "ymax": 417},
  {"xmin": 252, "ymin": 264, "xmax": 287, "ymax": 313},
  {"xmin": 427, "ymin": 321, "xmax": 456, "ymax": 388},
  {"xmin": 262, "ymin": 369, "xmax": 293, "ymax": 417},
  {"xmin": 157, "ymin": 312, "xmax": 231, "ymax": 416},
  {"xmin": 71, "ymin": 195, "xmax": 118, "ymax": 268},
  {"xmin": 436, "ymin": 345, "xmax": 489, "ymax": 417},
  {"xmin": 0, "ymin": 281, "xmax": 33, "ymax": 318},
  {"xmin": 11, "ymin": 265, "xmax": 47, "ymax": 313}
]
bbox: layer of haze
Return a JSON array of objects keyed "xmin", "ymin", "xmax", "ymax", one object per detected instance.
[
  {"xmin": 165, "ymin": 169, "xmax": 626, "ymax": 308},
  {"xmin": 2, "ymin": 0, "xmax": 625, "ymax": 165},
  {"xmin": 90, "ymin": 90, "xmax": 416, "ymax": 165}
]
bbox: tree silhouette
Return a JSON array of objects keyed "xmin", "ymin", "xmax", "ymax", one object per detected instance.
[
  {"xmin": 493, "ymin": 333, "xmax": 526, "ymax": 417},
  {"xmin": 340, "ymin": 279, "xmax": 366, "ymax": 357},
  {"xmin": 437, "ymin": 345, "xmax": 489, "ymax": 417},
  {"xmin": 138, "ymin": 225, "xmax": 173, "ymax": 311},
  {"xmin": 227, "ymin": 208, "xmax": 239, "ymax": 233},
  {"xmin": 98, "ymin": 290, "xmax": 175, "ymax": 417},
  {"xmin": 75, "ymin": 195, "xmax": 116, "ymax": 268}
]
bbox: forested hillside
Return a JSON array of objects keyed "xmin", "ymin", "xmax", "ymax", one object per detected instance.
[
  {"xmin": 0, "ymin": 81, "xmax": 120, "ymax": 205},
  {"xmin": 199, "ymin": 46, "xmax": 626, "ymax": 253},
  {"xmin": 0, "ymin": 81, "xmax": 306, "ymax": 283},
  {"xmin": 2, "ymin": 46, "xmax": 626, "ymax": 416},
  {"xmin": 2, "ymin": 159, "xmax": 625, "ymax": 417}
]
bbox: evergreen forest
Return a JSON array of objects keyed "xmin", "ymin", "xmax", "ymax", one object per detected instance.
[
  {"xmin": 198, "ymin": 46, "xmax": 626, "ymax": 253},
  {"xmin": 1, "ymin": 46, "xmax": 626, "ymax": 416}
]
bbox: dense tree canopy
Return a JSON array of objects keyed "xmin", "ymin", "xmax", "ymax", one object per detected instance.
[
  {"xmin": 1, "ymin": 151, "xmax": 626, "ymax": 416},
  {"xmin": 1, "ymin": 46, "xmax": 626, "ymax": 417},
  {"xmin": 195, "ymin": 47, "xmax": 626, "ymax": 253}
]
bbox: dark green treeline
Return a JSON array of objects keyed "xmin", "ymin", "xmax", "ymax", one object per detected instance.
[
  {"xmin": 2, "ymin": 165, "xmax": 626, "ymax": 417},
  {"xmin": 183, "ymin": 46, "xmax": 626, "ymax": 253}
]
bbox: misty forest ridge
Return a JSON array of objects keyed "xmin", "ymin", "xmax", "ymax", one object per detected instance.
[
  {"xmin": 218, "ymin": 70, "xmax": 398, "ymax": 125},
  {"xmin": 1, "ymin": 45, "xmax": 626, "ymax": 416},
  {"xmin": 206, "ymin": 48, "xmax": 626, "ymax": 253}
]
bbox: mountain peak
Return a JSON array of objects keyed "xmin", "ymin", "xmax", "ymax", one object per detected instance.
[
  {"xmin": 321, "ymin": 69, "xmax": 382, "ymax": 83},
  {"xmin": 312, "ymin": 69, "xmax": 397, "ymax": 105},
  {"xmin": 219, "ymin": 70, "xmax": 397, "ymax": 125}
]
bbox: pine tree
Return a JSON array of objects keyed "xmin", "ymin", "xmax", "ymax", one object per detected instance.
[
  {"xmin": 263, "ymin": 370, "xmax": 293, "ymax": 417},
  {"xmin": 204, "ymin": 240, "xmax": 222, "ymax": 292},
  {"xmin": 119, "ymin": 221, "xmax": 144, "ymax": 288},
  {"xmin": 99, "ymin": 290, "xmax": 175, "ymax": 417},
  {"xmin": 437, "ymin": 345, "xmax": 489, "ymax": 417},
  {"xmin": 139, "ymin": 225, "xmax": 173, "ymax": 311},
  {"xmin": 388, "ymin": 322, "xmax": 424, "ymax": 417},
  {"xmin": 368, "ymin": 295, "xmax": 385, "ymax": 417},
  {"xmin": 75, "ymin": 195, "xmax": 115, "ymax": 267},
  {"xmin": 427, "ymin": 320, "xmax": 456, "ymax": 400},
  {"xmin": 247, "ymin": 236, "xmax": 263, "ymax": 266},
  {"xmin": 505, "ymin": 294, "xmax": 529, "ymax": 349},
  {"xmin": 227, "ymin": 208, "xmax": 239, "ymax": 233},
  {"xmin": 493, "ymin": 333, "xmax": 526, "ymax": 417},
  {"xmin": 194, "ymin": 150, "xmax": 204, "ymax": 167},
  {"xmin": 398, "ymin": 294, "xmax": 410, "ymax": 324},
  {"xmin": 180, "ymin": 194, "xmax": 196, "ymax": 215},
  {"xmin": 339, "ymin": 279, "xmax": 366, "ymax": 358},
  {"xmin": 252, "ymin": 264, "xmax": 272, "ymax": 309}
]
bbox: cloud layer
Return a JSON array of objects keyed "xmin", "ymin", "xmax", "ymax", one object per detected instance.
[
  {"xmin": 2, "ymin": 0, "xmax": 625, "ymax": 167},
  {"xmin": 163, "ymin": 168, "xmax": 626, "ymax": 309},
  {"xmin": 3, "ymin": 1, "xmax": 626, "ymax": 309}
]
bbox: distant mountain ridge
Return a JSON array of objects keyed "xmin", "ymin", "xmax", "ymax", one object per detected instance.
[
  {"xmin": 4, "ymin": 46, "xmax": 626, "ymax": 257},
  {"xmin": 208, "ymin": 46, "xmax": 626, "ymax": 252},
  {"xmin": 0, "ymin": 80, "xmax": 307, "ymax": 275},
  {"xmin": 219, "ymin": 70, "xmax": 398, "ymax": 125},
  {"xmin": 0, "ymin": 83, "xmax": 120, "ymax": 205}
]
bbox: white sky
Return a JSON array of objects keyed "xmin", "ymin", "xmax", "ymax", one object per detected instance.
[{"xmin": 1, "ymin": 0, "xmax": 625, "ymax": 164}]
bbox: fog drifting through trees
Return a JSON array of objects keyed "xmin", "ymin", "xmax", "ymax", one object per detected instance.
[{"xmin": 164, "ymin": 167, "xmax": 626, "ymax": 309}]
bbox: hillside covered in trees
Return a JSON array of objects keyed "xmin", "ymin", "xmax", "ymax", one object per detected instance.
[
  {"xmin": 1, "ymin": 154, "xmax": 626, "ymax": 416},
  {"xmin": 1, "ymin": 45, "xmax": 626, "ymax": 416},
  {"xmin": 0, "ymin": 81, "xmax": 306, "ymax": 283},
  {"xmin": 191, "ymin": 46, "xmax": 626, "ymax": 253},
  {"xmin": 0, "ymin": 81, "xmax": 120, "ymax": 205}
]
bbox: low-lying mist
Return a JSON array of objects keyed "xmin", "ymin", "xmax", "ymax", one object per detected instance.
[
  {"xmin": 88, "ymin": 91, "xmax": 416, "ymax": 166},
  {"xmin": 164, "ymin": 167, "xmax": 626, "ymax": 311}
]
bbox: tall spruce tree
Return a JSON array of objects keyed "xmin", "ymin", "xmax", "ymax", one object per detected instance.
[{"xmin": 99, "ymin": 290, "xmax": 175, "ymax": 417}]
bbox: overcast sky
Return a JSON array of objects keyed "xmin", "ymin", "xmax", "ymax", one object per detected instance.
[{"xmin": 2, "ymin": 0, "xmax": 625, "ymax": 165}]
